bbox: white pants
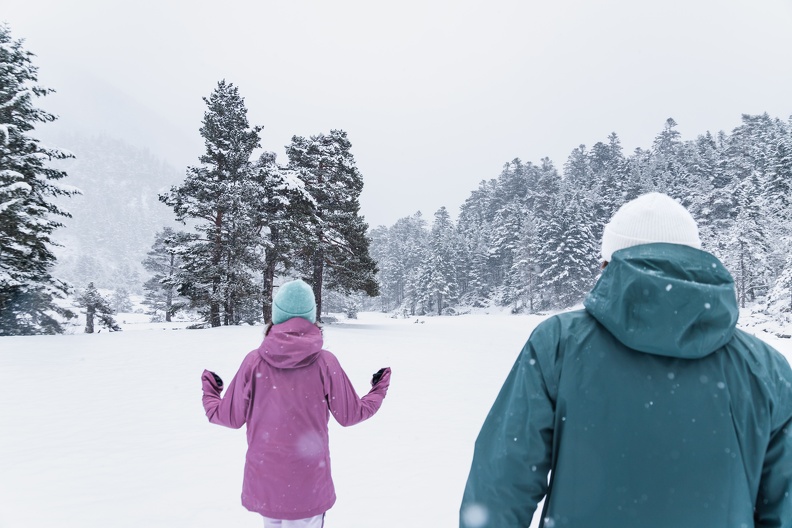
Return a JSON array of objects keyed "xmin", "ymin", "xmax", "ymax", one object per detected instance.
[{"xmin": 262, "ymin": 513, "xmax": 325, "ymax": 528}]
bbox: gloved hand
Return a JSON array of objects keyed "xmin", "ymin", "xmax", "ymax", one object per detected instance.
[
  {"xmin": 371, "ymin": 367, "xmax": 391, "ymax": 387},
  {"xmin": 202, "ymin": 369, "xmax": 223, "ymax": 392}
]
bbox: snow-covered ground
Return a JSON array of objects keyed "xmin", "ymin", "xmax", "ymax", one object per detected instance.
[{"xmin": 2, "ymin": 311, "xmax": 792, "ymax": 528}]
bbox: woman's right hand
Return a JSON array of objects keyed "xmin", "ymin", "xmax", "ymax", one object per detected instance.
[{"xmin": 371, "ymin": 367, "xmax": 391, "ymax": 387}]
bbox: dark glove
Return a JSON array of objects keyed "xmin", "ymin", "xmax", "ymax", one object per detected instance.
[
  {"xmin": 211, "ymin": 372, "xmax": 223, "ymax": 388},
  {"xmin": 371, "ymin": 368, "xmax": 387, "ymax": 386}
]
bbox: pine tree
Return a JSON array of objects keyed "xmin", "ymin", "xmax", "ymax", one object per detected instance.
[
  {"xmin": 766, "ymin": 127, "xmax": 792, "ymax": 217},
  {"xmin": 491, "ymin": 201, "xmax": 527, "ymax": 306},
  {"xmin": 457, "ymin": 180, "xmax": 498, "ymax": 305},
  {"xmin": 687, "ymin": 132, "xmax": 721, "ymax": 251},
  {"xmin": 142, "ymin": 227, "xmax": 188, "ymax": 322},
  {"xmin": 376, "ymin": 212, "xmax": 429, "ymax": 314},
  {"xmin": 76, "ymin": 282, "xmax": 121, "ymax": 333},
  {"xmin": 590, "ymin": 133, "xmax": 628, "ymax": 240},
  {"xmin": 420, "ymin": 207, "xmax": 460, "ymax": 315},
  {"xmin": 286, "ymin": 130, "xmax": 378, "ymax": 318},
  {"xmin": 535, "ymin": 184, "xmax": 599, "ymax": 309},
  {"xmin": 159, "ymin": 80, "xmax": 262, "ymax": 326},
  {"xmin": 564, "ymin": 145, "xmax": 594, "ymax": 192},
  {"xmin": 248, "ymin": 152, "xmax": 317, "ymax": 322},
  {"xmin": 110, "ymin": 288, "xmax": 133, "ymax": 313},
  {"xmin": 0, "ymin": 24, "xmax": 78, "ymax": 335},
  {"xmin": 726, "ymin": 173, "xmax": 772, "ymax": 308},
  {"xmin": 368, "ymin": 225, "xmax": 392, "ymax": 311},
  {"xmin": 489, "ymin": 160, "xmax": 534, "ymax": 304},
  {"xmin": 508, "ymin": 211, "xmax": 541, "ymax": 313},
  {"xmin": 649, "ymin": 118, "xmax": 695, "ymax": 204},
  {"xmin": 766, "ymin": 249, "xmax": 792, "ymax": 321}
]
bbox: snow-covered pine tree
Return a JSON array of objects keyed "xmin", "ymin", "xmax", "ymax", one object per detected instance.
[
  {"xmin": 534, "ymin": 157, "xmax": 563, "ymax": 211},
  {"xmin": 367, "ymin": 225, "xmax": 392, "ymax": 311},
  {"xmin": 248, "ymin": 151, "xmax": 316, "ymax": 322},
  {"xmin": 159, "ymin": 80, "xmax": 262, "ymax": 326},
  {"xmin": 649, "ymin": 118, "xmax": 696, "ymax": 206},
  {"xmin": 0, "ymin": 24, "xmax": 78, "ymax": 335},
  {"xmin": 488, "ymin": 160, "xmax": 533, "ymax": 305},
  {"xmin": 766, "ymin": 247, "xmax": 792, "ymax": 322},
  {"xmin": 457, "ymin": 179, "xmax": 498, "ymax": 305},
  {"xmin": 491, "ymin": 200, "xmax": 528, "ymax": 306},
  {"xmin": 765, "ymin": 121, "xmax": 792, "ymax": 218},
  {"xmin": 726, "ymin": 173, "xmax": 772, "ymax": 308},
  {"xmin": 535, "ymin": 181, "xmax": 599, "ymax": 309},
  {"xmin": 686, "ymin": 132, "xmax": 721, "ymax": 251},
  {"xmin": 370, "ymin": 212, "xmax": 428, "ymax": 314},
  {"xmin": 564, "ymin": 145, "xmax": 594, "ymax": 191},
  {"xmin": 717, "ymin": 115, "xmax": 785, "ymax": 307},
  {"xmin": 508, "ymin": 210, "xmax": 541, "ymax": 313},
  {"xmin": 110, "ymin": 288, "xmax": 133, "ymax": 313},
  {"xmin": 418, "ymin": 207, "xmax": 460, "ymax": 315},
  {"xmin": 142, "ymin": 227, "xmax": 189, "ymax": 322},
  {"xmin": 286, "ymin": 130, "xmax": 378, "ymax": 318},
  {"xmin": 698, "ymin": 130, "xmax": 740, "ymax": 259},
  {"xmin": 590, "ymin": 133, "xmax": 629, "ymax": 239},
  {"xmin": 759, "ymin": 119, "xmax": 792, "ymax": 300},
  {"xmin": 76, "ymin": 282, "xmax": 121, "ymax": 333}
]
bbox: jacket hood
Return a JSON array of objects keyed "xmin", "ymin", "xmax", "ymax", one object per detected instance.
[
  {"xmin": 258, "ymin": 317, "xmax": 323, "ymax": 369},
  {"xmin": 583, "ymin": 243, "xmax": 738, "ymax": 359}
]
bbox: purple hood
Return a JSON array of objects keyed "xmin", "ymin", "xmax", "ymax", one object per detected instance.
[
  {"xmin": 258, "ymin": 318, "xmax": 323, "ymax": 369},
  {"xmin": 201, "ymin": 318, "xmax": 391, "ymax": 520}
]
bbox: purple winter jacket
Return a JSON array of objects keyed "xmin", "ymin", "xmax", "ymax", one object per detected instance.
[{"xmin": 201, "ymin": 317, "xmax": 391, "ymax": 520}]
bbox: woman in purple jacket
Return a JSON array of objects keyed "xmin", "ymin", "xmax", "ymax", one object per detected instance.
[{"xmin": 201, "ymin": 279, "xmax": 391, "ymax": 528}]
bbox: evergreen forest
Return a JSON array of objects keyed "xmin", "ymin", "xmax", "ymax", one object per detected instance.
[{"xmin": 370, "ymin": 116, "xmax": 792, "ymax": 320}]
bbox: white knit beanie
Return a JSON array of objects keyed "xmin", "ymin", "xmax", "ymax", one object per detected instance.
[{"xmin": 601, "ymin": 192, "xmax": 701, "ymax": 262}]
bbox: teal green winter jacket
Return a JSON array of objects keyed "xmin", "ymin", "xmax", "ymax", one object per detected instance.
[{"xmin": 461, "ymin": 243, "xmax": 792, "ymax": 528}]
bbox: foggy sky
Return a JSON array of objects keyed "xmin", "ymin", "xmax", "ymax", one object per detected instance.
[{"xmin": 4, "ymin": 0, "xmax": 792, "ymax": 228}]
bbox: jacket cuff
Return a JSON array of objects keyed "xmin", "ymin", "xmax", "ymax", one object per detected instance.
[{"xmin": 202, "ymin": 369, "xmax": 222, "ymax": 393}]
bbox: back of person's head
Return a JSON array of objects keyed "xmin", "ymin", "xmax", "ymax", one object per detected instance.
[
  {"xmin": 272, "ymin": 279, "xmax": 317, "ymax": 325},
  {"xmin": 601, "ymin": 192, "xmax": 701, "ymax": 262}
]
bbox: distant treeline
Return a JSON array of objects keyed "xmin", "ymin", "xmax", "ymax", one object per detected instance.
[{"xmin": 370, "ymin": 115, "xmax": 792, "ymax": 319}]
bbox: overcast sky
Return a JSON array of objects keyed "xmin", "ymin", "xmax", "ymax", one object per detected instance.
[{"xmin": 4, "ymin": 0, "xmax": 792, "ymax": 227}]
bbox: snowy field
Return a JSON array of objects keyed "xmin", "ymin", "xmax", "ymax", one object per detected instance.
[{"xmin": 2, "ymin": 311, "xmax": 792, "ymax": 528}]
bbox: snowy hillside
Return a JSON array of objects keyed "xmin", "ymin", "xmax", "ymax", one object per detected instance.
[
  {"xmin": 45, "ymin": 133, "xmax": 183, "ymax": 292},
  {"xmin": 2, "ymin": 311, "xmax": 791, "ymax": 528}
]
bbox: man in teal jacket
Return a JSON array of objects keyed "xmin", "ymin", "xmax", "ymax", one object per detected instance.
[{"xmin": 461, "ymin": 193, "xmax": 792, "ymax": 528}]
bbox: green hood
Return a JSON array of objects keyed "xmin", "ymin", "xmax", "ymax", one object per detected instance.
[{"xmin": 584, "ymin": 243, "xmax": 738, "ymax": 359}]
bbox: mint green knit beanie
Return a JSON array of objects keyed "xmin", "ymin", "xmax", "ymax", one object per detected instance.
[{"xmin": 272, "ymin": 280, "xmax": 317, "ymax": 325}]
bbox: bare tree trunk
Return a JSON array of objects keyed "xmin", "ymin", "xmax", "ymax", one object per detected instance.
[
  {"xmin": 739, "ymin": 241, "xmax": 746, "ymax": 309},
  {"xmin": 262, "ymin": 255, "xmax": 277, "ymax": 323},
  {"xmin": 165, "ymin": 252, "xmax": 174, "ymax": 323},
  {"xmin": 313, "ymin": 247, "xmax": 324, "ymax": 321},
  {"xmin": 210, "ymin": 212, "xmax": 224, "ymax": 327},
  {"xmin": 85, "ymin": 306, "xmax": 95, "ymax": 334}
]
